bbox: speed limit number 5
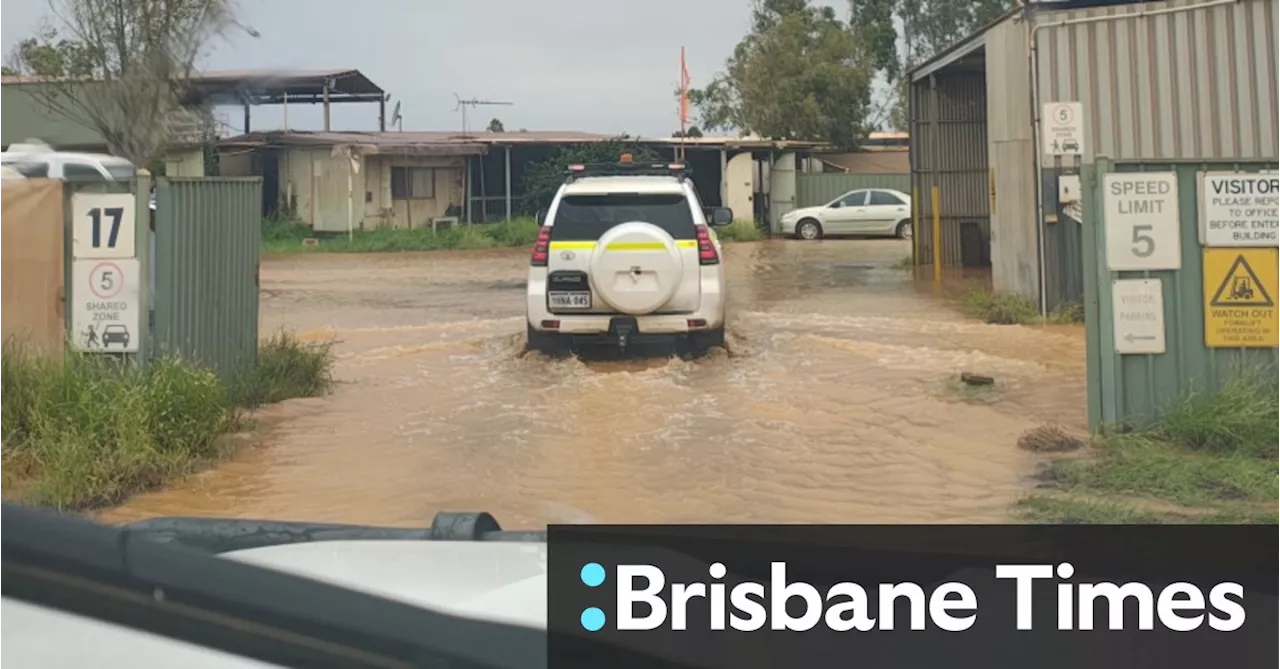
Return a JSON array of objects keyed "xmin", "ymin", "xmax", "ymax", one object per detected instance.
[{"xmin": 1103, "ymin": 172, "xmax": 1182, "ymax": 271}]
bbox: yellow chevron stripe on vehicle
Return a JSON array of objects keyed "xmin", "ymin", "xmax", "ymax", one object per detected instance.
[
  {"xmin": 605, "ymin": 242, "xmax": 667, "ymax": 251},
  {"xmin": 547, "ymin": 241, "xmax": 597, "ymax": 250}
]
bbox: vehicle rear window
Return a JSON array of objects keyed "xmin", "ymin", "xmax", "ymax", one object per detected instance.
[
  {"xmin": 104, "ymin": 163, "xmax": 137, "ymax": 180},
  {"xmin": 550, "ymin": 194, "xmax": 696, "ymax": 241},
  {"xmin": 63, "ymin": 163, "xmax": 108, "ymax": 181}
]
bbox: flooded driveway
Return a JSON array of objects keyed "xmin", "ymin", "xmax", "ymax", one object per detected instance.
[{"xmin": 102, "ymin": 239, "xmax": 1086, "ymax": 527}]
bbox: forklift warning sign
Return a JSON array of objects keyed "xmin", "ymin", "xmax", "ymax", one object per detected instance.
[{"xmin": 1203, "ymin": 248, "xmax": 1278, "ymax": 348}]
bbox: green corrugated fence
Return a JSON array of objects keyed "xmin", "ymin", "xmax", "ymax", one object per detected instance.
[
  {"xmin": 153, "ymin": 177, "xmax": 263, "ymax": 381},
  {"xmin": 1083, "ymin": 158, "xmax": 1279, "ymax": 431},
  {"xmin": 796, "ymin": 173, "xmax": 911, "ymax": 208}
]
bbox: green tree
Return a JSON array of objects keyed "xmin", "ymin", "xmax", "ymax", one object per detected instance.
[
  {"xmin": 849, "ymin": 0, "xmax": 1012, "ymax": 130},
  {"xmin": 487, "ymin": 118, "xmax": 505, "ymax": 132},
  {"xmin": 4, "ymin": 1, "xmax": 255, "ymax": 166},
  {"xmin": 689, "ymin": 0, "xmax": 875, "ymax": 149},
  {"xmin": 521, "ymin": 139, "xmax": 663, "ymax": 214},
  {"xmin": 672, "ymin": 125, "xmax": 703, "ymax": 138}
]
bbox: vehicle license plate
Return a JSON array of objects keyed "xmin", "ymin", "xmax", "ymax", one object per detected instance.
[{"xmin": 549, "ymin": 292, "xmax": 591, "ymax": 308}]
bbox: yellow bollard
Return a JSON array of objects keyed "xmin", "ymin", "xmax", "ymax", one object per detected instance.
[
  {"xmin": 931, "ymin": 185, "xmax": 942, "ymax": 284},
  {"xmin": 911, "ymin": 186, "xmax": 920, "ymax": 267}
]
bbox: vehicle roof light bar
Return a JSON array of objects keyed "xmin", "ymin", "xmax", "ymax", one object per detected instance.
[{"xmin": 563, "ymin": 160, "xmax": 692, "ymax": 182}]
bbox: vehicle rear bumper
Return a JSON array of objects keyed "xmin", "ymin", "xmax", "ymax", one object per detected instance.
[
  {"xmin": 525, "ymin": 270, "xmax": 725, "ymax": 336},
  {"xmin": 528, "ymin": 312, "xmax": 723, "ymax": 335}
]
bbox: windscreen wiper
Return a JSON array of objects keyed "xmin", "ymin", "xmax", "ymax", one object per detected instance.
[
  {"xmin": 3, "ymin": 503, "xmax": 549, "ymax": 669},
  {"xmin": 121, "ymin": 511, "xmax": 548, "ymax": 554}
]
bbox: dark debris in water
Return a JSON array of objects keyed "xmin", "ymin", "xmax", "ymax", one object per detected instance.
[{"xmin": 1018, "ymin": 425, "xmax": 1086, "ymax": 453}]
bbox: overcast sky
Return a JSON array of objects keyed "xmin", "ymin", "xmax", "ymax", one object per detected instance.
[{"xmin": 2, "ymin": 0, "xmax": 863, "ymax": 137}]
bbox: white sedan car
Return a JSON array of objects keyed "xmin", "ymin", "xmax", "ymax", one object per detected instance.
[{"xmin": 779, "ymin": 188, "xmax": 913, "ymax": 240}]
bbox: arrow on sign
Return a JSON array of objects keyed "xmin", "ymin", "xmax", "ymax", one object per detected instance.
[{"xmin": 1124, "ymin": 333, "xmax": 1157, "ymax": 343}]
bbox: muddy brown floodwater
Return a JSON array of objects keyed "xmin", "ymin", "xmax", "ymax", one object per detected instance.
[{"xmin": 101, "ymin": 239, "xmax": 1087, "ymax": 528}]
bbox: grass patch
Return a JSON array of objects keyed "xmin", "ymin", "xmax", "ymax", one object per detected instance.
[
  {"xmin": 958, "ymin": 290, "xmax": 1086, "ymax": 327},
  {"xmin": 1, "ymin": 333, "xmax": 334, "ymax": 511},
  {"xmin": 229, "ymin": 333, "xmax": 335, "ymax": 408},
  {"xmin": 1048, "ymin": 300, "xmax": 1085, "ymax": 324},
  {"xmin": 714, "ymin": 219, "xmax": 764, "ymax": 242},
  {"xmin": 893, "ymin": 255, "xmax": 913, "ymax": 270},
  {"xmin": 262, "ymin": 216, "xmax": 540, "ymax": 254},
  {"xmin": 961, "ymin": 288, "xmax": 1042, "ymax": 325},
  {"xmin": 1021, "ymin": 374, "xmax": 1279, "ymax": 524}
]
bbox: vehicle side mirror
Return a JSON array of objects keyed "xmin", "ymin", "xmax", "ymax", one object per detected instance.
[
  {"xmin": 535, "ymin": 209, "xmax": 547, "ymax": 226},
  {"xmin": 708, "ymin": 207, "xmax": 733, "ymax": 226},
  {"xmin": 830, "ymin": 201, "xmax": 842, "ymax": 209}
]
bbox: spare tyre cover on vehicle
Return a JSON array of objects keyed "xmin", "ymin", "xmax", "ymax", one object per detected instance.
[{"xmin": 589, "ymin": 221, "xmax": 684, "ymax": 315}]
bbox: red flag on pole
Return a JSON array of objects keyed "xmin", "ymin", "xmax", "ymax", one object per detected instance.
[
  {"xmin": 679, "ymin": 47, "xmax": 691, "ymax": 129},
  {"xmin": 679, "ymin": 47, "xmax": 691, "ymax": 160}
]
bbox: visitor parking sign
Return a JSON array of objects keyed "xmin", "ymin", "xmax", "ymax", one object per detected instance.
[{"xmin": 1198, "ymin": 172, "xmax": 1279, "ymax": 247}]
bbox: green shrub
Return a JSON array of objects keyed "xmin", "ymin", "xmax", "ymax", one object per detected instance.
[
  {"xmin": 230, "ymin": 333, "xmax": 335, "ymax": 408},
  {"xmin": 1048, "ymin": 300, "xmax": 1085, "ymax": 324},
  {"xmin": 1023, "ymin": 372, "xmax": 1278, "ymax": 524},
  {"xmin": 2, "ymin": 331, "xmax": 337, "ymax": 510},
  {"xmin": 961, "ymin": 289, "xmax": 1041, "ymax": 325},
  {"xmin": 2, "ymin": 346, "xmax": 229, "ymax": 509},
  {"xmin": 715, "ymin": 219, "xmax": 764, "ymax": 242}
]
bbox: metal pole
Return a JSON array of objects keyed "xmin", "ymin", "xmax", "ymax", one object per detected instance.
[
  {"xmin": 347, "ymin": 156, "xmax": 354, "ymax": 242},
  {"xmin": 504, "ymin": 146, "xmax": 512, "ymax": 222},
  {"xmin": 323, "ymin": 84, "xmax": 331, "ymax": 131}
]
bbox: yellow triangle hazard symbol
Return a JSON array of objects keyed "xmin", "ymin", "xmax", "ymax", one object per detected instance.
[{"xmin": 1210, "ymin": 254, "xmax": 1274, "ymax": 308}]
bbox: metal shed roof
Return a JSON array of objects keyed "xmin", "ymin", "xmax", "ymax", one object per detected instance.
[{"xmin": 906, "ymin": 0, "xmax": 1164, "ymax": 82}]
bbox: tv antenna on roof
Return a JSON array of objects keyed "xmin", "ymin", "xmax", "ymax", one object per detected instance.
[
  {"xmin": 390, "ymin": 100, "xmax": 403, "ymax": 131},
  {"xmin": 454, "ymin": 94, "xmax": 513, "ymax": 138}
]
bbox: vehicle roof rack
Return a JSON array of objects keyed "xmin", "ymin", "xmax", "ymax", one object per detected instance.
[{"xmin": 564, "ymin": 159, "xmax": 691, "ymax": 183}]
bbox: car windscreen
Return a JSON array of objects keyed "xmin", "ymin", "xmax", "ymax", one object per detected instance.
[{"xmin": 550, "ymin": 193, "xmax": 696, "ymax": 241}]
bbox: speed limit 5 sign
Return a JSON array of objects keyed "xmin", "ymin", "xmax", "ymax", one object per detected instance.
[
  {"xmin": 71, "ymin": 258, "xmax": 141, "ymax": 353},
  {"xmin": 1103, "ymin": 172, "xmax": 1182, "ymax": 271}
]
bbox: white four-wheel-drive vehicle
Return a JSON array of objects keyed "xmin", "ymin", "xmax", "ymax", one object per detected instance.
[
  {"xmin": 525, "ymin": 157, "xmax": 734, "ymax": 355},
  {"xmin": 778, "ymin": 188, "xmax": 912, "ymax": 241},
  {"xmin": 1, "ymin": 140, "xmax": 137, "ymax": 182}
]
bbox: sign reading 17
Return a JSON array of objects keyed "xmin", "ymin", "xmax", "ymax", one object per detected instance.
[{"xmin": 86, "ymin": 207, "xmax": 126, "ymax": 249}]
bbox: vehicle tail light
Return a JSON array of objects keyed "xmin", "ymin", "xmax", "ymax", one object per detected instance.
[
  {"xmin": 530, "ymin": 225, "xmax": 552, "ymax": 266},
  {"xmin": 568, "ymin": 164, "xmax": 585, "ymax": 172},
  {"xmin": 696, "ymin": 225, "xmax": 719, "ymax": 265},
  {"xmin": 668, "ymin": 163, "xmax": 685, "ymax": 170},
  {"xmin": 687, "ymin": 318, "xmax": 707, "ymax": 328},
  {"xmin": 541, "ymin": 320, "xmax": 561, "ymax": 329}
]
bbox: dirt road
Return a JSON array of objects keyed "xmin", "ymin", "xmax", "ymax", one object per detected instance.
[{"xmin": 102, "ymin": 239, "xmax": 1086, "ymax": 528}]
